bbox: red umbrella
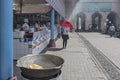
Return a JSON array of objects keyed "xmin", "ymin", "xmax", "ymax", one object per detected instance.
[{"xmin": 60, "ymin": 19, "xmax": 73, "ymax": 30}]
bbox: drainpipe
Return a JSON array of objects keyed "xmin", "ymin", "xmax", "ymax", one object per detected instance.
[
  {"xmin": 0, "ymin": 0, "xmax": 13, "ymax": 79},
  {"xmin": 20, "ymin": 0, "xmax": 23, "ymax": 13}
]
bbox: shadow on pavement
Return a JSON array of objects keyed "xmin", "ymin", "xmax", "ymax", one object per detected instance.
[
  {"xmin": 105, "ymin": 36, "xmax": 111, "ymax": 38},
  {"xmin": 41, "ymin": 47, "xmax": 63, "ymax": 53}
]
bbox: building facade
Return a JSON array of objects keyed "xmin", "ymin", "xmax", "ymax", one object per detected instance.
[{"xmin": 65, "ymin": 0, "xmax": 120, "ymax": 32}]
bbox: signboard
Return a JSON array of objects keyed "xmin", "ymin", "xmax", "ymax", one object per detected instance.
[{"xmin": 83, "ymin": 3, "xmax": 112, "ymax": 12}]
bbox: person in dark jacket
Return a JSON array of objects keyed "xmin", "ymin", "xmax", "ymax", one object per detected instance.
[{"xmin": 109, "ymin": 24, "xmax": 115, "ymax": 37}]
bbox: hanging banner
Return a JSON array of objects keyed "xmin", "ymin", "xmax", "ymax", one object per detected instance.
[{"xmin": 45, "ymin": 0, "xmax": 65, "ymax": 17}]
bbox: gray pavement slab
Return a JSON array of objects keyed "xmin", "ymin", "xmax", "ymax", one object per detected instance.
[
  {"xmin": 43, "ymin": 32, "xmax": 108, "ymax": 80},
  {"xmin": 14, "ymin": 32, "xmax": 108, "ymax": 80},
  {"xmin": 80, "ymin": 32, "xmax": 120, "ymax": 70}
]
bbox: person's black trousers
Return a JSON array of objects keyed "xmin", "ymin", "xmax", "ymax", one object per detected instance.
[{"xmin": 63, "ymin": 39, "xmax": 67, "ymax": 48}]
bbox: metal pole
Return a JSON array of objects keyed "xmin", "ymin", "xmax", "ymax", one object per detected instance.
[
  {"xmin": 51, "ymin": 9, "xmax": 55, "ymax": 40},
  {"xmin": 60, "ymin": 15, "xmax": 62, "ymax": 20},
  {"xmin": 49, "ymin": 9, "xmax": 56, "ymax": 47},
  {"xmin": 0, "ymin": 0, "xmax": 13, "ymax": 79}
]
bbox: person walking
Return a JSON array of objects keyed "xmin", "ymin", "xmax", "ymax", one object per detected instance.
[
  {"xmin": 62, "ymin": 24, "xmax": 70, "ymax": 48},
  {"xmin": 109, "ymin": 24, "xmax": 115, "ymax": 37}
]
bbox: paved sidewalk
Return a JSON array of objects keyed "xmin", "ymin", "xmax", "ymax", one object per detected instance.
[
  {"xmin": 42, "ymin": 32, "xmax": 108, "ymax": 80},
  {"xmin": 80, "ymin": 32, "xmax": 120, "ymax": 70}
]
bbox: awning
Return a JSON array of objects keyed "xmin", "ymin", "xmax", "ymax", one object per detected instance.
[
  {"xmin": 14, "ymin": 0, "xmax": 46, "ymax": 4},
  {"xmin": 21, "ymin": 4, "xmax": 51, "ymax": 13},
  {"xmin": 13, "ymin": 0, "xmax": 65, "ymax": 16},
  {"xmin": 45, "ymin": 0, "xmax": 65, "ymax": 17},
  {"xmin": 13, "ymin": 0, "xmax": 52, "ymax": 13}
]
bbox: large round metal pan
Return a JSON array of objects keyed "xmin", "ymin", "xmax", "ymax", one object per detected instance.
[{"xmin": 16, "ymin": 54, "xmax": 64, "ymax": 79}]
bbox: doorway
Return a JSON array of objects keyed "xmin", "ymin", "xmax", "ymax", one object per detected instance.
[
  {"xmin": 76, "ymin": 12, "xmax": 86, "ymax": 31},
  {"xmin": 107, "ymin": 12, "xmax": 116, "ymax": 26},
  {"xmin": 92, "ymin": 12, "xmax": 102, "ymax": 32}
]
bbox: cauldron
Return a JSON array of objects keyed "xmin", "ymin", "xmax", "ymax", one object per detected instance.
[{"xmin": 17, "ymin": 54, "xmax": 64, "ymax": 79}]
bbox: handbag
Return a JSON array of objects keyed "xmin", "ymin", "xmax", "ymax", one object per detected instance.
[{"xmin": 67, "ymin": 35, "xmax": 69, "ymax": 39}]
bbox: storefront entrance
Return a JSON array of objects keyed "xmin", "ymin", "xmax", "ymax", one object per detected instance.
[
  {"xmin": 92, "ymin": 12, "xmax": 102, "ymax": 32},
  {"xmin": 107, "ymin": 12, "xmax": 116, "ymax": 26},
  {"xmin": 76, "ymin": 12, "xmax": 86, "ymax": 31}
]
